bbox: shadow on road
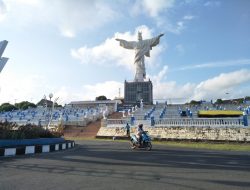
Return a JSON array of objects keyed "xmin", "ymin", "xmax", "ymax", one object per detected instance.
[{"xmin": 1, "ymin": 140, "xmax": 250, "ymax": 189}]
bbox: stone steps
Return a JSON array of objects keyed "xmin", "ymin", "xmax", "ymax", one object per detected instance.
[{"xmin": 63, "ymin": 112, "xmax": 122, "ymax": 138}]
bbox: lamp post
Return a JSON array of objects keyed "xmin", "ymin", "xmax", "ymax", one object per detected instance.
[
  {"xmin": 47, "ymin": 96, "xmax": 59, "ymax": 130},
  {"xmin": 47, "ymin": 97, "xmax": 59, "ymax": 129}
]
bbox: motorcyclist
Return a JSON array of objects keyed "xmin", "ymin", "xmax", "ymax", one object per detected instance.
[{"xmin": 136, "ymin": 124, "xmax": 144, "ymax": 146}]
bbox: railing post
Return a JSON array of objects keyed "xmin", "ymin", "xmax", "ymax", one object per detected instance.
[
  {"xmin": 130, "ymin": 116, "xmax": 135, "ymax": 126},
  {"xmin": 151, "ymin": 116, "xmax": 155, "ymax": 126},
  {"xmin": 101, "ymin": 119, "xmax": 107, "ymax": 127},
  {"xmin": 243, "ymin": 112, "xmax": 248, "ymax": 126}
]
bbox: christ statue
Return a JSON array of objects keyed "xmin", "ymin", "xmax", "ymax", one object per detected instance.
[{"xmin": 116, "ymin": 32, "xmax": 164, "ymax": 82}]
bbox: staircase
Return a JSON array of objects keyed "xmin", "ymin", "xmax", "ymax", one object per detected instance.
[
  {"xmin": 63, "ymin": 119, "xmax": 101, "ymax": 138},
  {"xmin": 63, "ymin": 112, "xmax": 122, "ymax": 138},
  {"xmin": 107, "ymin": 112, "xmax": 122, "ymax": 119}
]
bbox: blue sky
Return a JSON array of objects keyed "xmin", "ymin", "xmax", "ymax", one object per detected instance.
[{"xmin": 0, "ymin": 0, "xmax": 250, "ymax": 104}]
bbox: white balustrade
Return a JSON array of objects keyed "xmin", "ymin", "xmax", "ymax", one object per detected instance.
[{"xmin": 154, "ymin": 118, "xmax": 243, "ymax": 127}]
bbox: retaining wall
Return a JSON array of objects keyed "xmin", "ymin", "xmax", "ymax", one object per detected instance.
[{"xmin": 96, "ymin": 126, "xmax": 250, "ymax": 142}]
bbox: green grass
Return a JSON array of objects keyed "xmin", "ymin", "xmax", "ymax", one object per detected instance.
[
  {"xmin": 153, "ymin": 141, "xmax": 250, "ymax": 152},
  {"xmin": 65, "ymin": 136, "xmax": 250, "ymax": 152}
]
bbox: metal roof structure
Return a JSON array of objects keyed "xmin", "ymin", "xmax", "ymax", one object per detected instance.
[{"xmin": 69, "ymin": 100, "xmax": 121, "ymax": 105}]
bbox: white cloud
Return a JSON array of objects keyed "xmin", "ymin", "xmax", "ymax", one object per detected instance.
[
  {"xmin": 60, "ymin": 28, "xmax": 75, "ymax": 38},
  {"xmin": 131, "ymin": 0, "xmax": 186, "ymax": 35},
  {"xmin": 0, "ymin": 71, "xmax": 47, "ymax": 104},
  {"xmin": 204, "ymin": 1, "xmax": 221, "ymax": 7},
  {"xmin": 81, "ymin": 81, "xmax": 123, "ymax": 101},
  {"xmin": 192, "ymin": 69, "xmax": 250, "ymax": 100},
  {"xmin": 175, "ymin": 44, "xmax": 185, "ymax": 55},
  {"xmin": 132, "ymin": 0, "xmax": 175, "ymax": 18},
  {"xmin": 2, "ymin": 0, "xmax": 119, "ymax": 37},
  {"xmin": 0, "ymin": 0, "xmax": 7, "ymax": 22},
  {"xmin": 159, "ymin": 19, "xmax": 185, "ymax": 34},
  {"xmin": 71, "ymin": 25, "xmax": 164, "ymax": 72},
  {"xmin": 53, "ymin": 81, "xmax": 124, "ymax": 103},
  {"xmin": 1, "ymin": 67, "xmax": 249, "ymax": 105},
  {"xmin": 179, "ymin": 59, "xmax": 250, "ymax": 71},
  {"xmin": 148, "ymin": 66, "xmax": 196, "ymax": 102},
  {"xmin": 131, "ymin": 0, "xmax": 195, "ymax": 35},
  {"xmin": 183, "ymin": 15, "xmax": 194, "ymax": 20},
  {"xmin": 148, "ymin": 67, "xmax": 250, "ymax": 102}
]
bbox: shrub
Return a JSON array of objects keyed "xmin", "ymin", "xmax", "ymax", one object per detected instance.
[{"xmin": 0, "ymin": 122, "xmax": 62, "ymax": 139}]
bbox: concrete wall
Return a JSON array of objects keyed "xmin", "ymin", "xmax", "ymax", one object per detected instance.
[{"xmin": 96, "ymin": 126, "xmax": 250, "ymax": 142}]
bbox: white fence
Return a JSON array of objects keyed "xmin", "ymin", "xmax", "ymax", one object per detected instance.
[
  {"xmin": 106, "ymin": 118, "xmax": 129, "ymax": 127},
  {"xmin": 155, "ymin": 118, "xmax": 244, "ymax": 127},
  {"xmin": 106, "ymin": 117, "xmax": 245, "ymax": 128}
]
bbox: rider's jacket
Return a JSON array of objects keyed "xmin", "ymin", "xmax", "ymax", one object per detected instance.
[{"xmin": 137, "ymin": 127, "xmax": 144, "ymax": 137}]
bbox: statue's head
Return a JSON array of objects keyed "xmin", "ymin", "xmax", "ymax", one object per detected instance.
[{"xmin": 138, "ymin": 32, "xmax": 142, "ymax": 41}]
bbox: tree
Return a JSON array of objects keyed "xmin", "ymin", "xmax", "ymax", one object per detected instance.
[
  {"xmin": 15, "ymin": 101, "xmax": 37, "ymax": 110},
  {"xmin": 189, "ymin": 100, "xmax": 201, "ymax": 105},
  {"xmin": 0, "ymin": 103, "xmax": 18, "ymax": 112},
  {"xmin": 215, "ymin": 99, "xmax": 223, "ymax": 104},
  {"xmin": 36, "ymin": 99, "xmax": 53, "ymax": 107},
  {"xmin": 245, "ymin": 96, "xmax": 250, "ymax": 101},
  {"xmin": 54, "ymin": 102, "xmax": 62, "ymax": 108},
  {"xmin": 95, "ymin": 95, "xmax": 107, "ymax": 101}
]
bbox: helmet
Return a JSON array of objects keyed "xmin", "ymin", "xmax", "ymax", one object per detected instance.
[{"xmin": 138, "ymin": 124, "xmax": 143, "ymax": 128}]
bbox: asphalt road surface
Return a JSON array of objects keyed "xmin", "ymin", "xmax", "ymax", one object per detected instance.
[{"xmin": 1, "ymin": 140, "xmax": 250, "ymax": 190}]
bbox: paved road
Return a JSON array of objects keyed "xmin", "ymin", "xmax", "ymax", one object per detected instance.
[{"xmin": 1, "ymin": 140, "xmax": 250, "ymax": 190}]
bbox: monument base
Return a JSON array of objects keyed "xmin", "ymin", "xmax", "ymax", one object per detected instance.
[{"xmin": 124, "ymin": 80, "xmax": 153, "ymax": 105}]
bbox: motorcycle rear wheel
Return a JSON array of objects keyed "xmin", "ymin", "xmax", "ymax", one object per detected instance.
[{"xmin": 146, "ymin": 142, "xmax": 152, "ymax": 151}]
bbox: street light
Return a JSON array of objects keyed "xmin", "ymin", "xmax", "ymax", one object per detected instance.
[
  {"xmin": 47, "ymin": 96, "xmax": 59, "ymax": 129},
  {"xmin": 49, "ymin": 93, "xmax": 53, "ymax": 101}
]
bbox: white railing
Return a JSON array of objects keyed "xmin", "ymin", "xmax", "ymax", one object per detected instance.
[
  {"xmin": 106, "ymin": 118, "xmax": 130, "ymax": 128},
  {"xmin": 154, "ymin": 118, "xmax": 244, "ymax": 127},
  {"xmin": 107, "ymin": 119, "xmax": 129, "ymax": 125},
  {"xmin": 134, "ymin": 119, "xmax": 151, "ymax": 126},
  {"xmin": 105, "ymin": 117, "xmax": 245, "ymax": 128}
]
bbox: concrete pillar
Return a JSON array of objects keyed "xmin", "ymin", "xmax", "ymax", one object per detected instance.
[{"xmin": 101, "ymin": 119, "xmax": 107, "ymax": 127}]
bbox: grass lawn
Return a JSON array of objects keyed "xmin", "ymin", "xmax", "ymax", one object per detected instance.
[{"xmin": 153, "ymin": 141, "xmax": 250, "ymax": 151}]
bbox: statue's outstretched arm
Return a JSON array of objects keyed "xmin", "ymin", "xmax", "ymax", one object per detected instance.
[
  {"xmin": 116, "ymin": 38, "xmax": 125, "ymax": 42},
  {"xmin": 116, "ymin": 39, "xmax": 136, "ymax": 49},
  {"xmin": 159, "ymin": 33, "xmax": 164, "ymax": 38}
]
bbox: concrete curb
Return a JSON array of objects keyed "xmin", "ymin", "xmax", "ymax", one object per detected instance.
[{"xmin": 0, "ymin": 140, "xmax": 75, "ymax": 157}]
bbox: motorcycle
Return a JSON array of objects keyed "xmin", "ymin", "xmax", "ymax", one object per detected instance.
[{"xmin": 130, "ymin": 131, "xmax": 152, "ymax": 151}]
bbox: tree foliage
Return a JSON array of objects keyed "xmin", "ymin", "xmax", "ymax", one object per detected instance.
[
  {"xmin": 36, "ymin": 99, "xmax": 53, "ymax": 107},
  {"xmin": 189, "ymin": 100, "xmax": 201, "ymax": 105},
  {"xmin": 15, "ymin": 101, "xmax": 37, "ymax": 110},
  {"xmin": 215, "ymin": 99, "xmax": 223, "ymax": 104},
  {"xmin": 95, "ymin": 95, "xmax": 107, "ymax": 101},
  {"xmin": 0, "ymin": 103, "xmax": 18, "ymax": 112}
]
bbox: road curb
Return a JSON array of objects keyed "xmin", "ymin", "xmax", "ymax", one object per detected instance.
[{"xmin": 0, "ymin": 140, "xmax": 75, "ymax": 157}]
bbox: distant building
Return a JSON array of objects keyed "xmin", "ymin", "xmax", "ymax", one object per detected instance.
[
  {"xmin": 68, "ymin": 100, "xmax": 122, "ymax": 109},
  {"xmin": 124, "ymin": 80, "xmax": 153, "ymax": 105}
]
